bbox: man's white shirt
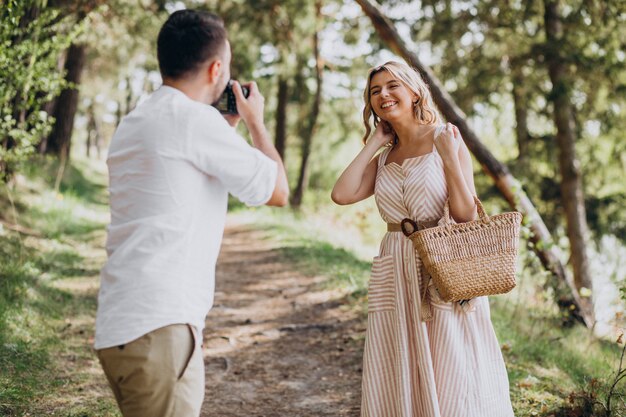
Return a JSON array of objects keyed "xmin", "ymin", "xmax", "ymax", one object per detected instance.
[{"xmin": 95, "ymin": 86, "xmax": 277, "ymax": 349}]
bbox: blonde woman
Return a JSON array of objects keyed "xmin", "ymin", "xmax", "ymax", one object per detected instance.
[{"xmin": 332, "ymin": 61, "xmax": 514, "ymax": 417}]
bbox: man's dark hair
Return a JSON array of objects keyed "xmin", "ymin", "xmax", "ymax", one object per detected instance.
[{"xmin": 157, "ymin": 9, "xmax": 228, "ymax": 79}]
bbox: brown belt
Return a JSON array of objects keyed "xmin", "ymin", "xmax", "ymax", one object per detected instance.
[{"xmin": 387, "ymin": 219, "xmax": 439, "ymax": 236}]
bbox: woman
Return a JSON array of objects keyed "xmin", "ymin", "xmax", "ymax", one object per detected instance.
[{"xmin": 331, "ymin": 61, "xmax": 514, "ymax": 417}]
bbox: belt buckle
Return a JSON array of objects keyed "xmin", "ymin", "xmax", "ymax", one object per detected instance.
[{"xmin": 400, "ymin": 218, "xmax": 418, "ymax": 237}]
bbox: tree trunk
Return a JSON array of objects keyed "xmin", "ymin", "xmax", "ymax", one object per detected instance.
[
  {"xmin": 38, "ymin": 98, "xmax": 57, "ymax": 154},
  {"xmin": 275, "ymin": 77, "xmax": 289, "ymax": 161},
  {"xmin": 86, "ymin": 102, "xmax": 100, "ymax": 158},
  {"xmin": 37, "ymin": 1, "xmax": 103, "ymax": 154},
  {"xmin": 355, "ymin": 0, "xmax": 595, "ymax": 328},
  {"xmin": 46, "ymin": 43, "xmax": 86, "ymax": 160},
  {"xmin": 126, "ymin": 75, "xmax": 134, "ymax": 115},
  {"xmin": 291, "ymin": 1, "xmax": 323, "ymax": 208},
  {"xmin": 544, "ymin": 0, "xmax": 594, "ymax": 319},
  {"xmin": 511, "ymin": 64, "xmax": 530, "ymax": 167}
]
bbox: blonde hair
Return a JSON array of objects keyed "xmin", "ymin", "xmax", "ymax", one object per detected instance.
[{"xmin": 362, "ymin": 61, "xmax": 440, "ymax": 144}]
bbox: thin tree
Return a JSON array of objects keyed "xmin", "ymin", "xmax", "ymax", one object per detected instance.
[
  {"xmin": 43, "ymin": 0, "xmax": 107, "ymax": 159},
  {"xmin": 510, "ymin": 59, "xmax": 531, "ymax": 169},
  {"xmin": 543, "ymin": 0, "xmax": 594, "ymax": 320},
  {"xmin": 45, "ymin": 42, "xmax": 86, "ymax": 159},
  {"xmin": 275, "ymin": 77, "xmax": 289, "ymax": 161},
  {"xmin": 291, "ymin": 0, "xmax": 323, "ymax": 208}
]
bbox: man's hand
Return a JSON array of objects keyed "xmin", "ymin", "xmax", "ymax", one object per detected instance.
[{"xmin": 231, "ymin": 80, "xmax": 264, "ymax": 129}]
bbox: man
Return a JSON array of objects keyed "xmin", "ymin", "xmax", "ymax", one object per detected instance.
[{"xmin": 94, "ymin": 9, "xmax": 288, "ymax": 417}]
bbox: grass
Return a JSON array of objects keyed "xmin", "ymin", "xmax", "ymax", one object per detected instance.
[
  {"xmin": 492, "ymin": 292, "xmax": 619, "ymax": 415},
  {"xmin": 0, "ymin": 155, "xmax": 118, "ymax": 417}
]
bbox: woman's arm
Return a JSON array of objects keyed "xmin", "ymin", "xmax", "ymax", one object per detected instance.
[
  {"xmin": 434, "ymin": 123, "xmax": 477, "ymax": 222},
  {"xmin": 331, "ymin": 123, "xmax": 393, "ymax": 205}
]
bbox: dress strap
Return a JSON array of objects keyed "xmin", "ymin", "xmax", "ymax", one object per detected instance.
[{"xmin": 377, "ymin": 146, "xmax": 393, "ymax": 169}]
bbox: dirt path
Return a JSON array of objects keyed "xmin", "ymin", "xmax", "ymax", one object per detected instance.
[{"xmin": 200, "ymin": 222, "xmax": 366, "ymax": 417}]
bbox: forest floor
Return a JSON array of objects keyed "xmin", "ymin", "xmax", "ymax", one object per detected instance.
[{"xmin": 201, "ymin": 222, "xmax": 364, "ymax": 416}]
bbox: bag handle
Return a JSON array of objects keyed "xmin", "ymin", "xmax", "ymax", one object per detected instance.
[{"xmin": 440, "ymin": 195, "xmax": 489, "ymax": 227}]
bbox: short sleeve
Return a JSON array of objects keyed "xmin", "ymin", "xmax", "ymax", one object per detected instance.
[{"xmin": 188, "ymin": 107, "xmax": 278, "ymax": 206}]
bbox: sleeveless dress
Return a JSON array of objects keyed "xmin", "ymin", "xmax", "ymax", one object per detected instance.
[{"xmin": 361, "ymin": 126, "xmax": 515, "ymax": 417}]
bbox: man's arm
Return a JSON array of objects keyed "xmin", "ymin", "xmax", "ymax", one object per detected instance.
[{"xmin": 232, "ymin": 81, "xmax": 289, "ymax": 207}]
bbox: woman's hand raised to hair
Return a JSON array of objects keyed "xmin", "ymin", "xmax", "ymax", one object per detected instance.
[{"xmin": 369, "ymin": 121, "xmax": 395, "ymax": 148}]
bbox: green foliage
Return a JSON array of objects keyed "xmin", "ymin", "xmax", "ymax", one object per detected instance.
[
  {"xmin": 0, "ymin": 229, "xmax": 78, "ymax": 414},
  {"xmin": 379, "ymin": 0, "xmax": 626, "ymax": 244},
  {"xmin": 0, "ymin": 1, "xmax": 81, "ymax": 178},
  {"xmin": 0, "ymin": 157, "xmax": 114, "ymax": 415}
]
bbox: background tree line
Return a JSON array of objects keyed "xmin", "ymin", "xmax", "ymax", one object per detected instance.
[{"xmin": 1, "ymin": 0, "xmax": 625, "ymax": 333}]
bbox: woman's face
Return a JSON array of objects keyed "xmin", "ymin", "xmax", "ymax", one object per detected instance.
[{"xmin": 369, "ymin": 70, "xmax": 416, "ymax": 123}]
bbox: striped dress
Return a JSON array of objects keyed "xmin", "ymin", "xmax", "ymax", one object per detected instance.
[{"xmin": 362, "ymin": 127, "xmax": 514, "ymax": 417}]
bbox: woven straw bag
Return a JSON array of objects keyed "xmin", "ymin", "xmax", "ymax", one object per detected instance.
[{"xmin": 401, "ymin": 196, "xmax": 522, "ymax": 302}]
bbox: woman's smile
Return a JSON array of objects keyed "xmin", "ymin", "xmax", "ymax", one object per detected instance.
[{"xmin": 380, "ymin": 100, "xmax": 398, "ymax": 110}]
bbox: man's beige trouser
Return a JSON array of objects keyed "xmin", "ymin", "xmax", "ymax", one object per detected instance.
[{"xmin": 97, "ymin": 324, "xmax": 204, "ymax": 417}]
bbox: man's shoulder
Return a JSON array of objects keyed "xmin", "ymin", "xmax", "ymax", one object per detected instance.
[
  {"xmin": 161, "ymin": 88, "xmax": 228, "ymax": 127},
  {"xmin": 112, "ymin": 87, "xmax": 237, "ymax": 153},
  {"xmin": 127, "ymin": 88, "xmax": 224, "ymax": 128}
]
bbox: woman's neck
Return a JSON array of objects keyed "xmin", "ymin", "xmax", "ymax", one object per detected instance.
[{"xmin": 390, "ymin": 119, "xmax": 433, "ymax": 148}]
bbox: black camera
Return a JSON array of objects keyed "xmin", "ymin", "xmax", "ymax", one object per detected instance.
[{"xmin": 214, "ymin": 80, "xmax": 250, "ymax": 115}]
